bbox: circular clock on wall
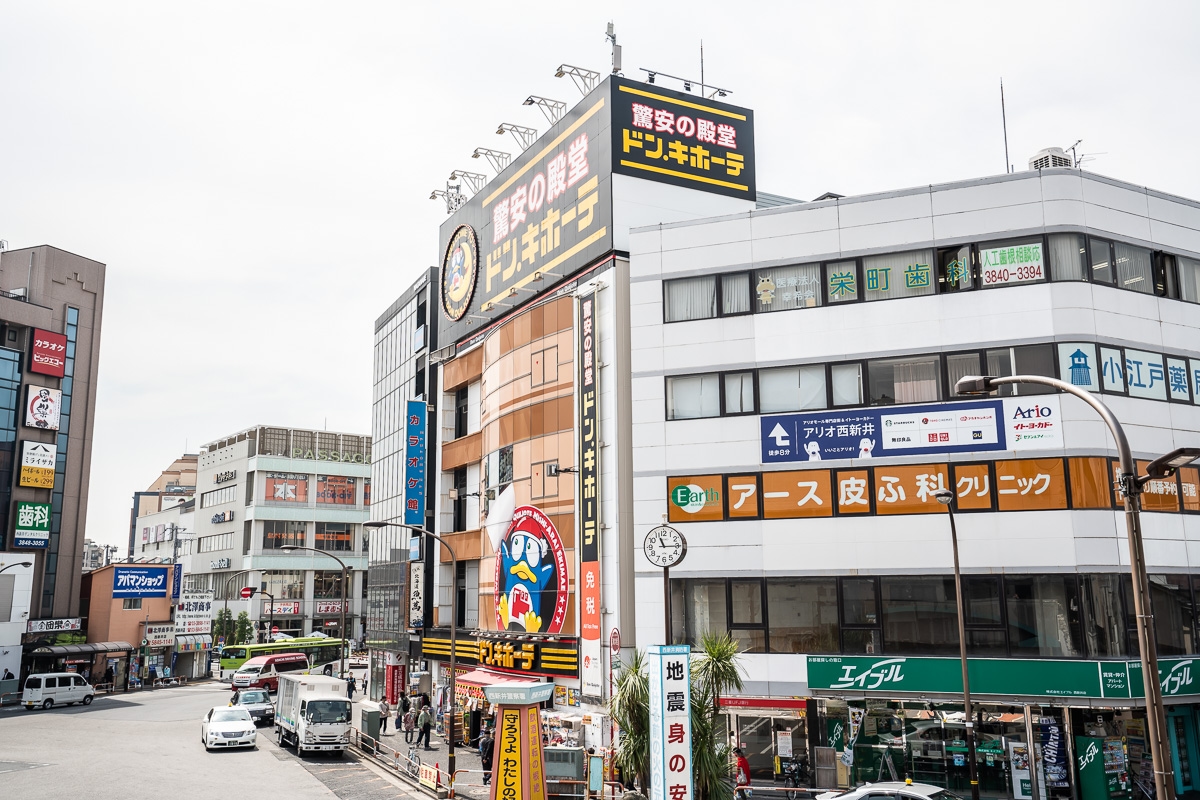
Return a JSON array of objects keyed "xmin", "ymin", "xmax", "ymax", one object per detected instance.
[{"xmin": 643, "ymin": 525, "xmax": 687, "ymax": 569}]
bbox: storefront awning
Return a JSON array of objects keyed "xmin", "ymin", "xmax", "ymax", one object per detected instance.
[
  {"xmin": 175, "ymin": 635, "xmax": 213, "ymax": 652},
  {"xmin": 31, "ymin": 641, "xmax": 134, "ymax": 657},
  {"xmin": 454, "ymin": 669, "xmax": 540, "ymax": 703}
]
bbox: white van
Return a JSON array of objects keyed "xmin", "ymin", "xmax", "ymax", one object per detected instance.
[{"xmin": 23, "ymin": 672, "xmax": 96, "ymax": 710}]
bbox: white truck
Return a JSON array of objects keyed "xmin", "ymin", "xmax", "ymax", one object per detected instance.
[{"xmin": 275, "ymin": 674, "xmax": 352, "ymax": 757}]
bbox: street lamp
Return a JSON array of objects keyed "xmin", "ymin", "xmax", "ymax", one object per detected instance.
[
  {"xmin": 279, "ymin": 546, "xmax": 349, "ymax": 679},
  {"xmin": 364, "ymin": 520, "xmax": 459, "ymax": 779},
  {"xmin": 0, "ymin": 562, "xmax": 32, "ymax": 575},
  {"xmin": 956, "ymin": 373, "xmax": 1191, "ymax": 800},
  {"xmin": 933, "ymin": 488, "xmax": 979, "ymax": 800},
  {"xmin": 222, "ymin": 569, "xmax": 255, "ymax": 651}
]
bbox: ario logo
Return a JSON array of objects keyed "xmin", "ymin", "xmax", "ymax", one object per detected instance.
[
  {"xmin": 671, "ymin": 484, "xmax": 719, "ymax": 514},
  {"xmin": 1012, "ymin": 404, "xmax": 1054, "ymax": 419}
]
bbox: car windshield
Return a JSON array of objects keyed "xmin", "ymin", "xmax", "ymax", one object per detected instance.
[
  {"xmin": 236, "ymin": 665, "xmax": 262, "ymax": 675},
  {"xmin": 238, "ymin": 691, "xmax": 269, "ymax": 704},
  {"xmin": 927, "ymin": 792, "xmax": 963, "ymax": 800},
  {"xmin": 212, "ymin": 709, "xmax": 253, "ymax": 723},
  {"xmin": 306, "ymin": 700, "xmax": 351, "ymax": 724}
]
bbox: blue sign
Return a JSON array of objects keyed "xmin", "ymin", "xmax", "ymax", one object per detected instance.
[
  {"xmin": 14, "ymin": 533, "xmax": 49, "ymax": 548},
  {"xmin": 172, "ymin": 563, "xmax": 182, "ymax": 599},
  {"xmin": 404, "ymin": 399, "xmax": 427, "ymax": 527},
  {"xmin": 112, "ymin": 566, "xmax": 169, "ymax": 598},
  {"xmin": 761, "ymin": 400, "xmax": 1007, "ymax": 463}
]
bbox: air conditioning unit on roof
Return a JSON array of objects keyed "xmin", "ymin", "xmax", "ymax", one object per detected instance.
[{"xmin": 1029, "ymin": 147, "xmax": 1073, "ymax": 170}]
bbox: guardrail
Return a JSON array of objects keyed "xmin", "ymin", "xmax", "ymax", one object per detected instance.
[{"xmin": 348, "ymin": 727, "xmax": 450, "ymax": 797}]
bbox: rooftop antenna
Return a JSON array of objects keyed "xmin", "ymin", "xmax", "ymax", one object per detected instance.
[
  {"xmin": 700, "ymin": 40, "xmax": 704, "ymax": 98},
  {"xmin": 606, "ymin": 22, "xmax": 621, "ymax": 75},
  {"xmin": 1000, "ymin": 78, "xmax": 1011, "ymax": 174},
  {"xmin": 1067, "ymin": 140, "xmax": 1083, "ymax": 167}
]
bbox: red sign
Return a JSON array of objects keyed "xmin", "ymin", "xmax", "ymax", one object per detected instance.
[
  {"xmin": 718, "ymin": 696, "xmax": 808, "ymax": 710},
  {"xmin": 30, "ymin": 329, "xmax": 67, "ymax": 378},
  {"xmin": 240, "ymin": 587, "xmax": 253, "ymax": 599},
  {"xmin": 272, "ymin": 626, "xmax": 279, "ymax": 634},
  {"xmin": 610, "ymin": 628, "xmax": 621, "ymax": 656}
]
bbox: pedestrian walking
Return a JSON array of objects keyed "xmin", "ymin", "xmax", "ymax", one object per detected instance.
[
  {"xmin": 734, "ymin": 748, "xmax": 752, "ymax": 800},
  {"xmin": 403, "ymin": 709, "xmax": 417, "ymax": 743},
  {"xmin": 418, "ymin": 705, "xmax": 434, "ymax": 750},
  {"xmin": 148, "ymin": 664, "xmax": 157, "ymax": 686},
  {"xmin": 479, "ymin": 726, "xmax": 495, "ymax": 785},
  {"xmin": 379, "ymin": 699, "xmax": 390, "ymax": 734},
  {"xmin": 347, "ymin": 676, "xmax": 356, "ymax": 700}
]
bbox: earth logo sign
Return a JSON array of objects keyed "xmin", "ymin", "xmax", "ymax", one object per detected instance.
[
  {"xmin": 441, "ymin": 224, "xmax": 479, "ymax": 322},
  {"xmin": 671, "ymin": 483, "xmax": 719, "ymax": 514},
  {"xmin": 494, "ymin": 505, "xmax": 569, "ymax": 634}
]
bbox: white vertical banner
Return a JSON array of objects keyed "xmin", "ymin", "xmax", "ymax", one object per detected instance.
[
  {"xmin": 648, "ymin": 644, "xmax": 692, "ymax": 800},
  {"xmin": 409, "ymin": 561, "xmax": 424, "ymax": 629}
]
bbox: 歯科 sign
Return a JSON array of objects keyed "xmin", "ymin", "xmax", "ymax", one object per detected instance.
[
  {"xmin": 112, "ymin": 566, "xmax": 170, "ymax": 598},
  {"xmin": 175, "ymin": 592, "xmax": 213, "ymax": 635},
  {"xmin": 13, "ymin": 501, "xmax": 53, "ymax": 548},
  {"xmin": 24, "ymin": 385, "xmax": 62, "ymax": 430},
  {"xmin": 648, "ymin": 644, "xmax": 692, "ymax": 800},
  {"xmin": 610, "ymin": 76, "xmax": 755, "ymax": 201},
  {"xmin": 577, "ymin": 290, "xmax": 602, "ymax": 698},
  {"xmin": 404, "ymin": 400, "xmax": 427, "ymax": 526},
  {"xmin": 18, "ymin": 440, "xmax": 57, "ymax": 488},
  {"xmin": 760, "ymin": 396, "xmax": 1063, "ymax": 463},
  {"xmin": 30, "ymin": 329, "xmax": 67, "ymax": 378}
]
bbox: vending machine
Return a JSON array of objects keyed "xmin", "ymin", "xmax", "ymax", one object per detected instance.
[{"xmin": 1075, "ymin": 736, "xmax": 1130, "ymax": 800}]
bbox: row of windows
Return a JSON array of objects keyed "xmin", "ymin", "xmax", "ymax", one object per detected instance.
[
  {"xmin": 200, "ymin": 485, "xmax": 236, "ymax": 508},
  {"xmin": 672, "ymin": 572, "xmax": 1199, "ymax": 660},
  {"xmin": 198, "ymin": 532, "xmax": 233, "ymax": 553},
  {"xmin": 663, "ymin": 232, "xmax": 1200, "ymax": 323},
  {"xmin": 261, "ymin": 520, "xmax": 356, "ymax": 552},
  {"xmin": 666, "ymin": 339, "xmax": 1200, "ymax": 420}
]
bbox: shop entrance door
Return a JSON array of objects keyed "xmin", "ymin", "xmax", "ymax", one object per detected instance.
[{"xmin": 1168, "ymin": 709, "xmax": 1198, "ymax": 795}]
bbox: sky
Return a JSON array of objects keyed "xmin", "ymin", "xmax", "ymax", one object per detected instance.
[{"xmin": 0, "ymin": 1, "xmax": 1197, "ymax": 551}]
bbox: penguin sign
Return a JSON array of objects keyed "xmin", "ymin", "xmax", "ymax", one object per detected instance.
[{"xmin": 495, "ymin": 505, "xmax": 570, "ymax": 634}]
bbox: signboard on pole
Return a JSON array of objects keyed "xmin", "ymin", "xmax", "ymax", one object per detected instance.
[
  {"xmin": 175, "ymin": 592, "xmax": 214, "ymax": 635},
  {"xmin": 648, "ymin": 644, "xmax": 692, "ymax": 800},
  {"xmin": 146, "ymin": 624, "xmax": 175, "ymax": 648},
  {"xmin": 577, "ymin": 289, "xmax": 602, "ymax": 699},
  {"xmin": 404, "ymin": 399, "xmax": 427, "ymax": 527}
]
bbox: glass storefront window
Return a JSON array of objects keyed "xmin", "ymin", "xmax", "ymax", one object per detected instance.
[
  {"xmin": 731, "ymin": 580, "xmax": 763, "ymax": 625},
  {"xmin": 881, "ymin": 577, "xmax": 959, "ymax": 655},
  {"xmin": 766, "ymin": 578, "xmax": 838, "ymax": 654},
  {"xmin": 1006, "ymin": 575, "xmax": 1082, "ymax": 657},
  {"xmin": 1082, "ymin": 574, "xmax": 1127, "ymax": 658},
  {"xmin": 842, "ymin": 578, "xmax": 879, "ymax": 626},
  {"xmin": 675, "ymin": 579, "xmax": 727, "ymax": 645}
]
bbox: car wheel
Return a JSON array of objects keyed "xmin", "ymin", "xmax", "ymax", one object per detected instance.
[
  {"xmin": 41, "ymin": 699, "xmax": 53, "ymax": 710},
  {"xmin": 82, "ymin": 695, "xmax": 94, "ymax": 706},
  {"xmin": 323, "ymin": 665, "xmax": 332, "ymax": 676}
]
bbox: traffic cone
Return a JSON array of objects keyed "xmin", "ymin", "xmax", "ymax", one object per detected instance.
[{"xmin": 435, "ymin": 762, "xmax": 441, "ymax": 787}]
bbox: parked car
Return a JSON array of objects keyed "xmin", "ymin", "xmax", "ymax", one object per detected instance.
[
  {"xmin": 230, "ymin": 688, "xmax": 275, "ymax": 727},
  {"xmin": 231, "ymin": 652, "xmax": 310, "ymax": 692},
  {"xmin": 22, "ymin": 672, "xmax": 95, "ymax": 710},
  {"xmin": 201, "ymin": 706, "xmax": 258, "ymax": 751},
  {"xmin": 816, "ymin": 782, "xmax": 962, "ymax": 800}
]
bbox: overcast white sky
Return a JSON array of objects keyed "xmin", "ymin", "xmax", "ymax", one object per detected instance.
[{"xmin": 1, "ymin": 2, "xmax": 1197, "ymax": 551}]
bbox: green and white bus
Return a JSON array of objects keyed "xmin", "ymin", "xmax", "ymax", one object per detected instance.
[{"xmin": 218, "ymin": 638, "xmax": 348, "ymax": 679}]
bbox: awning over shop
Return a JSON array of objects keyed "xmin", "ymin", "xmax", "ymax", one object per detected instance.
[
  {"xmin": 31, "ymin": 641, "xmax": 134, "ymax": 657},
  {"xmin": 454, "ymin": 669, "xmax": 540, "ymax": 703},
  {"xmin": 175, "ymin": 635, "xmax": 213, "ymax": 653}
]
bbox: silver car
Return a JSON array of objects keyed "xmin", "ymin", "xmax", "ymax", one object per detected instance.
[
  {"xmin": 816, "ymin": 782, "xmax": 963, "ymax": 800},
  {"xmin": 201, "ymin": 706, "xmax": 258, "ymax": 751}
]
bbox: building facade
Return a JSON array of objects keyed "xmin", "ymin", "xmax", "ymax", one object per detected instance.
[
  {"xmin": 0, "ymin": 245, "xmax": 105, "ymax": 622},
  {"xmin": 629, "ymin": 167, "xmax": 1200, "ymax": 795},
  {"xmin": 366, "ymin": 268, "xmax": 437, "ymax": 701},
  {"xmin": 127, "ymin": 454, "xmax": 197, "ymax": 557},
  {"xmin": 182, "ymin": 425, "xmax": 370, "ymax": 645}
]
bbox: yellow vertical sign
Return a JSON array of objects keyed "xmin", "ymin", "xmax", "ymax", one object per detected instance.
[
  {"xmin": 528, "ymin": 705, "xmax": 546, "ymax": 800},
  {"xmin": 498, "ymin": 707, "xmax": 525, "ymax": 800}
]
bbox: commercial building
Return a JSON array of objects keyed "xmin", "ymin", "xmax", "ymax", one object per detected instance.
[
  {"xmin": 629, "ymin": 162, "xmax": 1200, "ymax": 796},
  {"xmin": 373, "ymin": 74, "xmax": 762, "ymax": 747},
  {"xmin": 81, "ymin": 538, "xmax": 119, "ymax": 572},
  {"xmin": 127, "ymin": 454, "xmax": 197, "ymax": 558},
  {"xmin": 0, "ymin": 245, "xmax": 105, "ymax": 681},
  {"xmin": 366, "ymin": 268, "xmax": 437, "ymax": 701},
  {"xmin": 183, "ymin": 425, "xmax": 370, "ymax": 644}
]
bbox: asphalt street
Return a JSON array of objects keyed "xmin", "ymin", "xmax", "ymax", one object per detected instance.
[{"xmin": 0, "ymin": 680, "xmax": 429, "ymax": 800}]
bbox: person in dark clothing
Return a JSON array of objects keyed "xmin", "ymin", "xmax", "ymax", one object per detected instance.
[
  {"xmin": 347, "ymin": 677, "xmax": 356, "ymax": 699},
  {"xmin": 418, "ymin": 706, "xmax": 434, "ymax": 750},
  {"xmin": 479, "ymin": 727, "xmax": 495, "ymax": 784}
]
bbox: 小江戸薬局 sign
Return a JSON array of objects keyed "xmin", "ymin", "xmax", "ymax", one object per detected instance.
[{"xmin": 648, "ymin": 644, "xmax": 692, "ymax": 800}]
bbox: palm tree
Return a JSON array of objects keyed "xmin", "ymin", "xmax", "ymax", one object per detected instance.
[{"xmin": 610, "ymin": 634, "xmax": 745, "ymax": 800}]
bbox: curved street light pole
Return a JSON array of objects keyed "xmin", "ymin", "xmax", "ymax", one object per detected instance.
[
  {"xmin": 364, "ymin": 520, "xmax": 458, "ymax": 782},
  {"xmin": 957, "ymin": 373, "xmax": 1176, "ymax": 800},
  {"xmin": 0, "ymin": 562, "xmax": 33, "ymax": 575},
  {"xmin": 279, "ymin": 546, "xmax": 348, "ymax": 678},
  {"xmin": 223, "ymin": 569, "xmax": 256, "ymax": 651}
]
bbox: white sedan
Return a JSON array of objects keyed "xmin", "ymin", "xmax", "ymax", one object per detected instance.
[
  {"xmin": 816, "ymin": 782, "xmax": 962, "ymax": 800},
  {"xmin": 201, "ymin": 706, "xmax": 258, "ymax": 751}
]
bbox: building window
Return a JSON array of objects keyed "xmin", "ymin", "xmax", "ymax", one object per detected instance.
[
  {"xmin": 198, "ymin": 532, "xmax": 233, "ymax": 552},
  {"xmin": 867, "ymin": 355, "xmax": 941, "ymax": 405},
  {"xmin": 454, "ymin": 388, "xmax": 468, "ymax": 438},
  {"xmin": 672, "ymin": 579, "xmax": 728, "ymax": 646},
  {"xmin": 1149, "ymin": 575, "xmax": 1196, "ymax": 656},
  {"xmin": 722, "ymin": 273, "xmax": 751, "ymax": 315},
  {"xmin": 316, "ymin": 522, "xmax": 353, "ymax": 552},
  {"xmin": 122, "ymin": 598, "xmax": 142, "ymax": 610},
  {"xmin": 880, "ymin": 576, "xmax": 960, "ymax": 656},
  {"xmin": 1006, "ymin": 574, "xmax": 1082, "ymax": 657},
  {"xmin": 754, "ymin": 264, "xmax": 822, "ymax": 313},
  {"xmin": 666, "ymin": 374, "xmax": 720, "ymax": 420},
  {"xmin": 265, "ymin": 473, "xmax": 308, "ymax": 503},
  {"xmin": 484, "ymin": 446, "xmax": 513, "ymax": 495},
  {"xmin": 314, "ymin": 570, "xmax": 345, "ymax": 599},
  {"xmin": 978, "ymin": 239, "xmax": 1047, "ymax": 288},
  {"xmin": 316, "ymin": 475, "xmax": 357, "ymax": 505},
  {"xmin": 200, "ymin": 486, "xmax": 236, "ymax": 508},
  {"xmin": 841, "ymin": 577, "xmax": 881, "ymax": 654},
  {"xmin": 1089, "ymin": 237, "xmax": 1114, "ymax": 284},
  {"xmin": 1082, "ymin": 573, "xmax": 1127, "ymax": 658},
  {"xmin": 262, "ymin": 520, "xmax": 305, "ymax": 550},
  {"xmin": 863, "ymin": 249, "xmax": 935, "ymax": 301},
  {"xmin": 1178, "ymin": 255, "xmax": 1200, "ymax": 303},
  {"xmin": 825, "ymin": 261, "xmax": 858, "ymax": 304},
  {"xmin": 758, "ymin": 365, "xmax": 827, "ymax": 413},
  {"xmin": 664, "ymin": 276, "xmax": 717, "ymax": 322},
  {"xmin": 831, "ymin": 363, "xmax": 863, "ymax": 406},
  {"xmin": 938, "ymin": 245, "xmax": 973, "ymax": 292},
  {"xmin": 1049, "ymin": 233, "xmax": 1087, "ymax": 281},
  {"xmin": 766, "ymin": 578, "xmax": 838, "ymax": 654},
  {"xmin": 945, "ymin": 352, "xmax": 982, "ymax": 397},
  {"xmin": 723, "ymin": 372, "xmax": 756, "ymax": 415},
  {"xmin": 452, "ymin": 468, "xmax": 468, "ymax": 532},
  {"xmin": 1115, "ymin": 242, "xmax": 1154, "ymax": 294},
  {"xmin": 985, "ymin": 344, "xmax": 1056, "ymax": 396},
  {"xmin": 262, "ymin": 570, "xmax": 305, "ymax": 600},
  {"xmin": 729, "ymin": 579, "xmax": 766, "ymax": 653}
]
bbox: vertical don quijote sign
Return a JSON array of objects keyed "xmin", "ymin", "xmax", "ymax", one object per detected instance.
[
  {"xmin": 578, "ymin": 290, "xmax": 602, "ymax": 697},
  {"xmin": 648, "ymin": 644, "xmax": 693, "ymax": 800}
]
